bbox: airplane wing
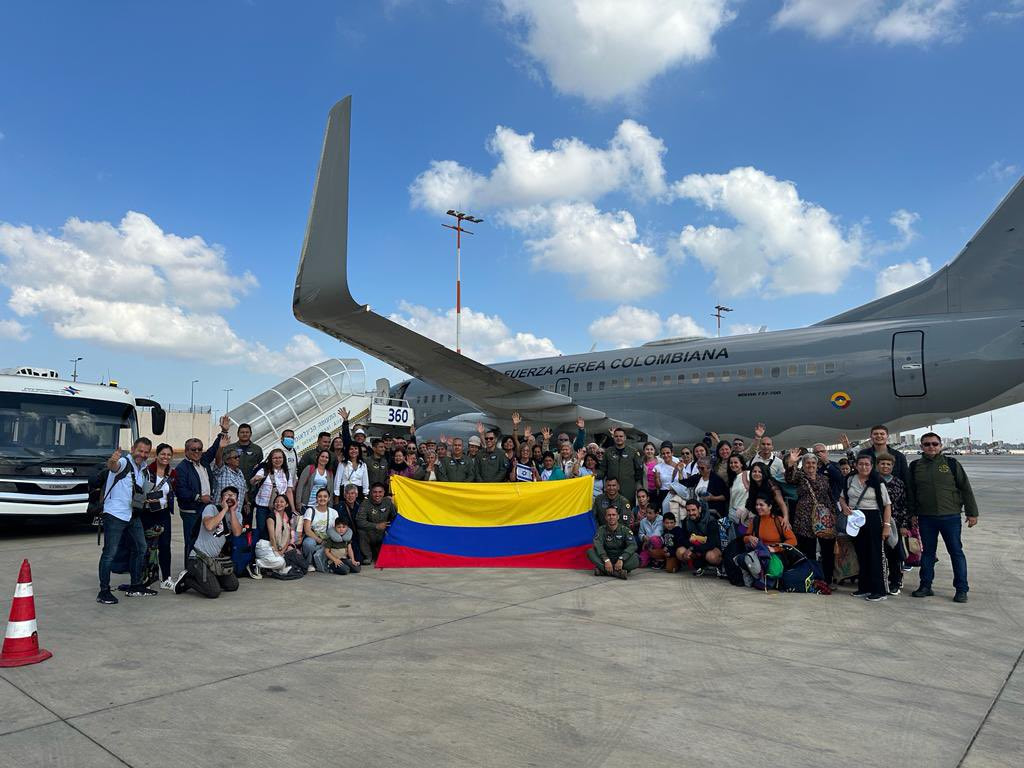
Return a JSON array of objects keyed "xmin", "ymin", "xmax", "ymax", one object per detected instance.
[{"xmin": 292, "ymin": 98, "xmax": 628, "ymax": 429}]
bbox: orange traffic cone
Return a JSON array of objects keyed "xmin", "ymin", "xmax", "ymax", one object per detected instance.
[{"xmin": 0, "ymin": 559, "xmax": 52, "ymax": 667}]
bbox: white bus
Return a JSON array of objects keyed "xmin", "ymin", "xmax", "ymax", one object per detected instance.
[{"xmin": 0, "ymin": 367, "xmax": 165, "ymax": 517}]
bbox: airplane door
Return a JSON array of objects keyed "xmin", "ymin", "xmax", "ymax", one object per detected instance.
[
  {"xmin": 892, "ymin": 331, "xmax": 926, "ymax": 397},
  {"xmin": 555, "ymin": 377, "xmax": 571, "ymax": 396}
]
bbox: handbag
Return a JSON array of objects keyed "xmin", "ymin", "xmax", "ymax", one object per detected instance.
[
  {"xmin": 195, "ymin": 550, "xmax": 234, "ymax": 577},
  {"xmin": 805, "ymin": 477, "xmax": 835, "ymax": 539},
  {"xmin": 902, "ymin": 534, "xmax": 922, "ymax": 556}
]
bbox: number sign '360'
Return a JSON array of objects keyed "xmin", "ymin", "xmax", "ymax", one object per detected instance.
[{"xmin": 370, "ymin": 402, "xmax": 414, "ymax": 426}]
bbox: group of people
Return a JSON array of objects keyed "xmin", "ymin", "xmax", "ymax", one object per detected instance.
[
  {"xmin": 585, "ymin": 423, "xmax": 978, "ymax": 604},
  {"xmin": 94, "ymin": 414, "xmax": 978, "ymax": 607}
]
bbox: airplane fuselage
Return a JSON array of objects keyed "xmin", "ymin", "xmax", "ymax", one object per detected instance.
[{"xmin": 396, "ymin": 310, "xmax": 1024, "ymax": 445}]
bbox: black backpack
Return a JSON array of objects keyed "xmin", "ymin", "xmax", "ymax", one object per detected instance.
[{"xmin": 87, "ymin": 461, "xmax": 133, "ymax": 520}]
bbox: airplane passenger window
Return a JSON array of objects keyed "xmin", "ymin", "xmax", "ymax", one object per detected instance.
[
  {"xmin": 623, "ymin": 378, "xmax": 630, "ymax": 389},
  {"xmin": 806, "ymin": 363, "xmax": 816, "ymax": 375},
  {"xmin": 610, "ymin": 379, "xmax": 618, "ymax": 388},
  {"xmin": 788, "ymin": 365, "xmax": 798, "ymax": 377},
  {"xmin": 637, "ymin": 377, "xmax": 644, "ymax": 387},
  {"xmin": 737, "ymin": 369, "xmax": 747, "ymax": 380},
  {"xmin": 431, "ymin": 395, "xmax": 437, "ymax": 403},
  {"xmin": 824, "ymin": 361, "xmax": 836, "ymax": 374},
  {"xmin": 663, "ymin": 375, "xmax": 671, "ymax": 386},
  {"xmin": 586, "ymin": 382, "xmax": 593, "ymax": 392},
  {"xmin": 691, "ymin": 372, "xmax": 700, "ymax": 384},
  {"xmin": 678, "ymin": 374, "xmax": 685, "ymax": 384},
  {"xmin": 650, "ymin": 376, "xmax": 657, "ymax": 386},
  {"xmin": 573, "ymin": 383, "xmax": 579, "ymax": 393},
  {"xmin": 770, "ymin": 367, "xmax": 780, "ymax": 378},
  {"xmin": 706, "ymin": 371, "xmax": 716, "ymax": 383},
  {"xmin": 721, "ymin": 370, "xmax": 730, "ymax": 382},
  {"xmin": 753, "ymin": 367, "xmax": 764, "ymax": 378},
  {"xmin": 599, "ymin": 381, "xmax": 605, "ymax": 391}
]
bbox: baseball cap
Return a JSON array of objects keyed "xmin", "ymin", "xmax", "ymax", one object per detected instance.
[
  {"xmin": 354, "ymin": 427, "xmax": 366, "ymax": 436},
  {"xmin": 845, "ymin": 509, "xmax": 866, "ymax": 536},
  {"xmin": 468, "ymin": 435, "xmax": 482, "ymax": 446}
]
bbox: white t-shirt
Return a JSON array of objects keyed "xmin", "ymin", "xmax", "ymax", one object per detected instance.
[
  {"xmin": 695, "ymin": 477, "xmax": 710, "ymax": 498},
  {"xmin": 334, "ymin": 461, "xmax": 369, "ymax": 496},
  {"xmin": 305, "ymin": 468, "xmax": 330, "ymax": 506},
  {"xmin": 654, "ymin": 460, "xmax": 676, "ymax": 490},
  {"xmin": 254, "ymin": 468, "xmax": 292, "ymax": 507},
  {"xmin": 302, "ymin": 505, "xmax": 338, "ymax": 539}
]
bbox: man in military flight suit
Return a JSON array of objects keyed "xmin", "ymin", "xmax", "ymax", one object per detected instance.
[
  {"xmin": 366, "ymin": 439, "xmax": 391, "ymax": 495},
  {"xmin": 355, "ymin": 482, "xmax": 397, "ymax": 565},
  {"xmin": 474, "ymin": 426, "xmax": 510, "ymax": 483},
  {"xmin": 587, "ymin": 507, "xmax": 639, "ymax": 579},
  {"xmin": 437, "ymin": 437, "xmax": 476, "ymax": 482},
  {"xmin": 600, "ymin": 427, "xmax": 643, "ymax": 504},
  {"xmin": 592, "ymin": 477, "xmax": 631, "ymax": 527}
]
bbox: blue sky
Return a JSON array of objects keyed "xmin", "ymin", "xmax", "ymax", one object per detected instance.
[{"xmin": 1, "ymin": 1, "xmax": 1022, "ymax": 439}]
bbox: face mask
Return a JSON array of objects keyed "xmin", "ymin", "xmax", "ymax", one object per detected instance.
[{"xmin": 282, "ymin": 438, "xmax": 294, "ymax": 449}]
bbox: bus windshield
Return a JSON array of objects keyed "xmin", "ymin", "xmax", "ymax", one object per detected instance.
[{"xmin": 0, "ymin": 392, "xmax": 137, "ymax": 463}]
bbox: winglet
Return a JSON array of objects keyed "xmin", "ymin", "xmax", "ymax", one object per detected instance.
[{"xmin": 293, "ymin": 96, "xmax": 359, "ymax": 327}]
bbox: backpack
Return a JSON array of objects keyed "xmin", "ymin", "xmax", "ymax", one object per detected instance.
[{"xmin": 87, "ymin": 460, "xmax": 133, "ymax": 519}]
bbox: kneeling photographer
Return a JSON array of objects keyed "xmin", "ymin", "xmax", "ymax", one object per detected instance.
[{"xmin": 171, "ymin": 486, "xmax": 243, "ymax": 598}]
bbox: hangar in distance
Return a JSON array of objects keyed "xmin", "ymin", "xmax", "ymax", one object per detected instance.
[{"xmin": 293, "ymin": 97, "xmax": 1024, "ymax": 445}]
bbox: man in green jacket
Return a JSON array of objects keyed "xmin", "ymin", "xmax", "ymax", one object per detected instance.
[
  {"xmin": 474, "ymin": 426, "xmax": 510, "ymax": 483},
  {"xmin": 437, "ymin": 438, "xmax": 476, "ymax": 482},
  {"xmin": 905, "ymin": 433, "xmax": 979, "ymax": 603},
  {"xmin": 600, "ymin": 427, "xmax": 643, "ymax": 503},
  {"xmin": 592, "ymin": 478, "xmax": 631, "ymax": 527},
  {"xmin": 587, "ymin": 507, "xmax": 639, "ymax": 579}
]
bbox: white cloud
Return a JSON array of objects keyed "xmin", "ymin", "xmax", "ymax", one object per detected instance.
[
  {"xmin": 499, "ymin": 0, "xmax": 734, "ymax": 102},
  {"xmin": 774, "ymin": 0, "xmax": 881, "ymax": 38},
  {"xmin": 388, "ymin": 301, "xmax": 560, "ymax": 362},
  {"xmin": 986, "ymin": 1, "xmax": 1024, "ymax": 21},
  {"xmin": 0, "ymin": 213, "xmax": 322, "ymax": 373},
  {"xmin": 674, "ymin": 166, "xmax": 862, "ymax": 297},
  {"xmin": 870, "ymin": 208, "xmax": 920, "ymax": 255},
  {"xmin": 410, "ymin": 120, "xmax": 668, "ymax": 211},
  {"xmin": 0, "ymin": 318, "xmax": 28, "ymax": 341},
  {"xmin": 588, "ymin": 305, "xmax": 709, "ymax": 348},
  {"xmin": 501, "ymin": 202, "xmax": 667, "ymax": 300},
  {"xmin": 874, "ymin": 0, "xmax": 962, "ymax": 44},
  {"xmin": 773, "ymin": 0, "xmax": 963, "ymax": 44},
  {"xmin": 978, "ymin": 160, "xmax": 1021, "ymax": 182},
  {"xmin": 876, "ymin": 256, "xmax": 933, "ymax": 297}
]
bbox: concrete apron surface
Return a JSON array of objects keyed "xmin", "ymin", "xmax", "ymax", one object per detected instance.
[{"xmin": 0, "ymin": 456, "xmax": 1022, "ymax": 768}]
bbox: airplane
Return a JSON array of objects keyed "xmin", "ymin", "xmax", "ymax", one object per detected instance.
[{"xmin": 293, "ymin": 97, "xmax": 1024, "ymax": 446}]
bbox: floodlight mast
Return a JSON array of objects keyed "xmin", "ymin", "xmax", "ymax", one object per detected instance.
[{"xmin": 442, "ymin": 210, "xmax": 483, "ymax": 355}]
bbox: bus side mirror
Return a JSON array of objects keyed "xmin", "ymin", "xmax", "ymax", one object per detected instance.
[{"xmin": 151, "ymin": 406, "xmax": 166, "ymax": 436}]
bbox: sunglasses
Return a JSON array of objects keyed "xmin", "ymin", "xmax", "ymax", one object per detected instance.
[{"xmin": 921, "ymin": 441, "xmax": 941, "ymax": 447}]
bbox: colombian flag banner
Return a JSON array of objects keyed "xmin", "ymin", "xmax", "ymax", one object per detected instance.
[{"xmin": 376, "ymin": 475, "xmax": 596, "ymax": 569}]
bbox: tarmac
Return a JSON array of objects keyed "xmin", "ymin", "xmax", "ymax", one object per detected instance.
[{"xmin": 0, "ymin": 455, "xmax": 1021, "ymax": 768}]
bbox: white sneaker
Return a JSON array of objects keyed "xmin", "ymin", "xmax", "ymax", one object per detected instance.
[
  {"xmin": 160, "ymin": 577, "xmax": 175, "ymax": 590},
  {"xmin": 307, "ymin": 564, "xmax": 315, "ymax": 572}
]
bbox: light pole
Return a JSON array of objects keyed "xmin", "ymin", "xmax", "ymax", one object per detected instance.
[
  {"xmin": 443, "ymin": 210, "xmax": 483, "ymax": 354},
  {"xmin": 711, "ymin": 304, "xmax": 733, "ymax": 338},
  {"xmin": 223, "ymin": 388, "xmax": 233, "ymax": 413},
  {"xmin": 70, "ymin": 357, "xmax": 83, "ymax": 382},
  {"xmin": 190, "ymin": 379, "xmax": 199, "ymax": 413}
]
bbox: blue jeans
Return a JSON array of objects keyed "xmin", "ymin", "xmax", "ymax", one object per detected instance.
[
  {"xmin": 919, "ymin": 514, "xmax": 969, "ymax": 593},
  {"xmin": 255, "ymin": 505, "xmax": 271, "ymax": 542},
  {"xmin": 98, "ymin": 514, "xmax": 145, "ymax": 590},
  {"xmin": 301, "ymin": 536, "xmax": 321, "ymax": 563}
]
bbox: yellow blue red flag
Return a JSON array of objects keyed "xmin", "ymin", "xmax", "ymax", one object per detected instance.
[{"xmin": 376, "ymin": 475, "xmax": 596, "ymax": 568}]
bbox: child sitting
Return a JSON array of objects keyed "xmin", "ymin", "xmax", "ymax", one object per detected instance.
[
  {"xmin": 319, "ymin": 517, "xmax": 362, "ymax": 575},
  {"xmin": 637, "ymin": 505, "xmax": 664, "ymax": 568}
]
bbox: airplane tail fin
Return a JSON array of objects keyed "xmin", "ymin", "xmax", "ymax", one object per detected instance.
[
  {"xmin": 293, "ymin": 97, "xmax": 358, "ymax": 328},
  {"xmin": 819, "ymin": 176, "xmax": 1024, "ymax": 324}
]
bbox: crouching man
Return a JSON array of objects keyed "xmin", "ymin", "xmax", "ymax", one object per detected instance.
[
  {"xmin": 587, "ymin": 507, "xmax": 639, "ymax": 580},
  {"xmin": 677, "ymin": 499, "xmax": 723, "ymax": 575},
  {"xmin": 172, "ymin": 486, "xmax": 242, "ymax": 598},
  {"xmin": 356, "ymin": 482, "xmax": 397, "ymax": 565}
]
